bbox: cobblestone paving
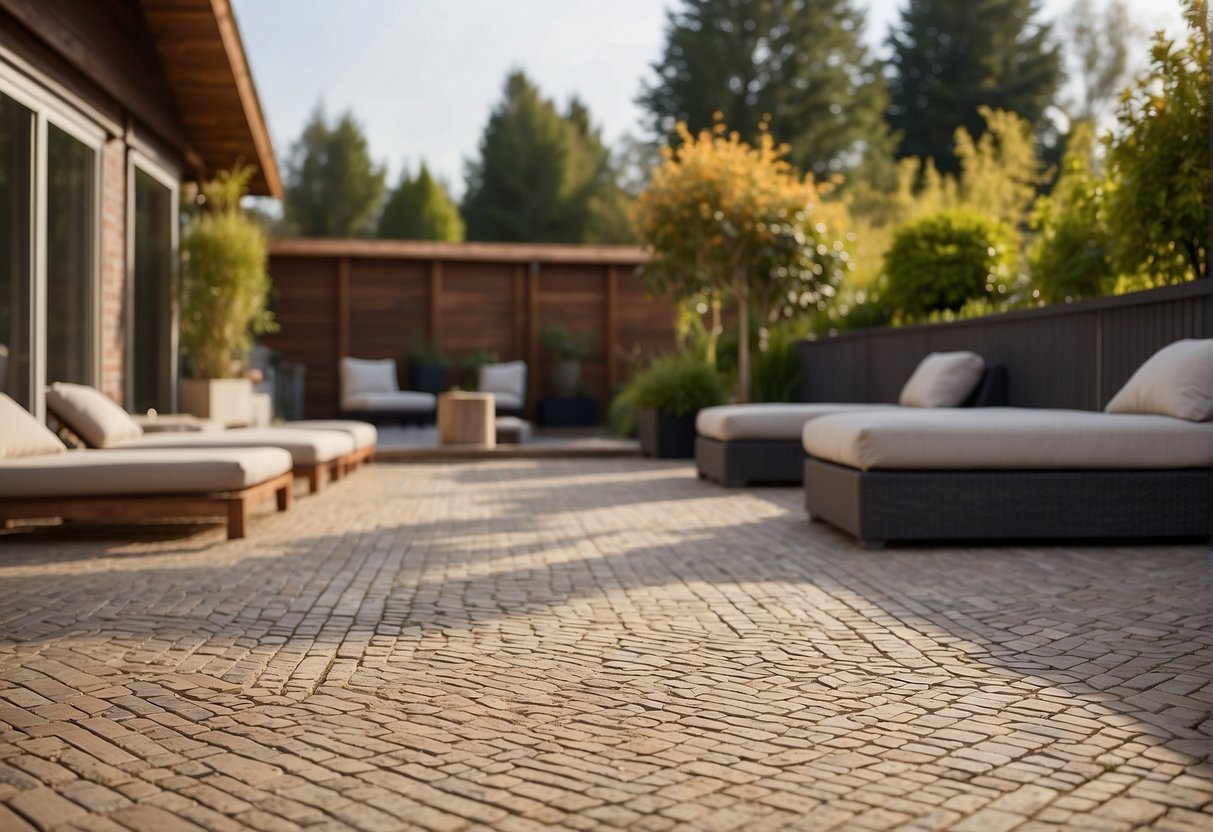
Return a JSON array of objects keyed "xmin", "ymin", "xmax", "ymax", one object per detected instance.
[{"xmin": 0, "ymin": 459, "xmax": 1210, "ymax": 831}]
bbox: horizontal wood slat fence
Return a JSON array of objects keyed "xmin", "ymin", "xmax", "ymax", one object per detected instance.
[
  {"xmin": 797, "ymin": 280, "xmax": 1213, "ymax": 410},
  {"xmin": 262, "ymin": 239, "xmax": 675, "ymax": 420}
]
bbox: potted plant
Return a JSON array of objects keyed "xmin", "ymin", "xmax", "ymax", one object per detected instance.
[
  {"xmin": 407, "ymin": 338, "xmax": 450, "ymax": 395},
  {"xmin": 539, "ymin": 323, "xmax": 591, "ymax": 399},
  {"xmin": 460, "ymin": 348, "xmax": 498, "ymax": 391},
  {"xmin": 633, "ymin": 354, "xmax": 725, "ymax": 458},
  {"xmin": 178, "ymin": 165, "xmax": 277, "ymax": 426}
]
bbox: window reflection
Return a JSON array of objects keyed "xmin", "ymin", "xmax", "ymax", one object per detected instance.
[
  {"xmin": 45, "ymin": 124, "xmax": 95, "ymax": 387},
  {"xmin": 0, "ymin": 94, "xmax": 32, "ymax": 407},
  {"xmin": 132, "ymin": 168, "xmax": 174, "ymax": 412}
]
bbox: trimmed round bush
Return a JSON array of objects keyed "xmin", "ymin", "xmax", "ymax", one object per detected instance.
[{"xmin": 884, "ymin": 209, "xmax": 1017, "ymax": 319}]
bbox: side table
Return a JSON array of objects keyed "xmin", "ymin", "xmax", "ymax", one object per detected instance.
[{"xmin": 437, "ymin": 391, "xmax": 496, "ymax": 448}]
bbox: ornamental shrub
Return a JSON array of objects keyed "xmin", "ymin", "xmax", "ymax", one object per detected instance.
[
  {"xmin": 883, "ymin": 209, "xmax": 1017, "ymax": 320},
  {"xmin": 179, "ymin": 165, "xmax": 276, "ymax": 378},
  {"xmin": 631, "ymin": 354, "xmax": 726, "ymax": 417}
]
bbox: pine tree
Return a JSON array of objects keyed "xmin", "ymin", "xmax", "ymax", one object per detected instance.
[
  {"xmin": 283, "ymin": 105, "xmax": 386, "ymax": 237},
  {"xmin": 886, "ymin": 0, "xmax": 1062, "ymax": 175},
  {"xmin": 378, "ymin": 164, "xmax": 465, "ymax": 241},
  {"xmin": 462, "ymin": 73, "xmax": 633, "ymax": 243},
  {"xmin": 638, "ymin": 0, "xmax": 893, "ymax": 184}
]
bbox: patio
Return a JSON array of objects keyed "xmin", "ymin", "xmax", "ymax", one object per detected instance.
[{"xmin": 0, "ymin": 459, "xmax": 1208, "ymax": 831}]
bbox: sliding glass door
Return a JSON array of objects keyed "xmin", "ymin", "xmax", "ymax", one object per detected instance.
[
  {"xmin": 45, "ymin": 123, "xmax": 96, "ymax": 387},
  {"xmin": 0, "ymin": 93, "xmax": 33, "ymax": 408},
  {"xmin": 0, "ymin": 69, "xmax": 104, "ymax": 419},
  {"xmin": 130, "ymin": 164, "xmax": 176, "ymax": 413}
]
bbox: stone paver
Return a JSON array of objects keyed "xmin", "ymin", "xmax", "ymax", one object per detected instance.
[{"xmin": 0, "ymin": 459, "xmax": 1209, "ymax": 831}]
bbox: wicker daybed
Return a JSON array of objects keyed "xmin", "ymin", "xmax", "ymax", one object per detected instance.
[{"xmin": 800, "ymin": 340, "xmax": 1213, "ymax": 547}]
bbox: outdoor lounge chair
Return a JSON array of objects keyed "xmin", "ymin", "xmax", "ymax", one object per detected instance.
[
  {"xmin": 696, "ymin": 351, "xmax": 1006, "ymax": 486},
  {"xmin": 339, "ymin": 356, "xmax": 436, "ymax": 423},
  {"xmin": 478, "ymin": 360, "xmax": 527, "ymax": 417},
  {"xmin": 800, "ymin": 339, "xmax": 1213, "ymax": 547},
  {"xmin": 46, "ymin": 383, "xmax": 358, "ymax": 494},
  {"xmin": 0, "ymin": 394, "xmax": 293, "ymax": 540},
  {"xmin": 280, "ymin": 420, "xmax": 377, "ymax": 474}
]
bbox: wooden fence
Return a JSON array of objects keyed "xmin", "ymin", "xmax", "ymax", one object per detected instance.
[
  {"xmin": 262, "ymin": 239, "xmax": 673, "ymax": 419},
  {"xmin": 796, "ymin": 280, "xmax": 1213, "ymax": 410}
]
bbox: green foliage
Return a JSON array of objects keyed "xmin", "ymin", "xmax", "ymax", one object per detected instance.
[
  {"xmin": 751, "ymin": 326, "xmax": 803, "ymax": 403},
  {"xmin": 378, "ymin": 164, "xmax": 465, "ymax": 241},
  {"xmin": 639, "ymin": 0, "xmax": 895, "ymax": 185},
  {"xmin": 407, "ymin": 338, "xmax": 450, "ymax": 368},
  {"xmin": 635, "ymin": 120, "xmax": 851, "ymax": 401},
  {"xmin": 539, "ymin": 324, "xmax": 590, "ymax": 361},
  {"xmin": 462, "ymin": 72, "xmax": 634, "ymax": 243},
  {"xmin": 887, "ymin": 0, "xmax": 1062, "ymax": 175},
  {"xmin": 179, "ymin": 166, "xmax": 276, "ymax": 379},
  {"xmin": 607, "ymin": 383, "xmax": 639, "ymax": 438},
  {"xmin": 284, "ymin": 106, "xmax": 386, "ymax": 236},
  {"xmin": 1105, "ymin": 0, "xmax": 1209, "ymax": 283},
  {"xmin": 631, "ymin": 353, "xmax": 726, "ymax": 417},
  {"xmin": 1029, "ymin": 123, "xmax": 1114, "ymax": 302},
  {"xmin": 884, "ymin": 209, "xmax": 1018, "ymax": 320}
]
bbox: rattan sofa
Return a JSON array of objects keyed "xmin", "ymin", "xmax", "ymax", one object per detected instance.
[{"xmin": 800, "ymin": 339, "xmax": 1213, "ymax": 547}]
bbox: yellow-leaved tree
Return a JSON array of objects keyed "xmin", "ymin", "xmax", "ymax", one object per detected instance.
[{"xmin": 635, "ymin": 120, "xmax": 850, "ymax": 402}]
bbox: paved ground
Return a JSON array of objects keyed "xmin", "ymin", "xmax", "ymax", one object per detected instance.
[{"xmin": 0, "ymin": 459, "xmax": 1209, "ymax": 831}]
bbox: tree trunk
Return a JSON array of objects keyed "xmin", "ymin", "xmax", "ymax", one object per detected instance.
[
  {"xmin": 736, "ymin": 279, "xmax": 750, "ymax": 404},
  {"xmin": 706, "ymin": 290, "xmax": 722, "ymax": 368}
]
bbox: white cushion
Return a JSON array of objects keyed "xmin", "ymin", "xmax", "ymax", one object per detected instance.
[
  {"xmin": 898, "ymin": 352, "xmax": 985, "ymax": 408},
  {"xmin": 696, "ymin": 403, "xmax": 897, "ymax": 441},
  {"xmin": 45, "ymin": 382, "xmax": 144, "ymax": 448},
  {"xmin": 283, "ymin": 420, "xmax": 377, "ymax": 450},
  {"xmin": 342, "ymin": 391, "xmax": 436, "ymax": 413},
  {"xmin": 802, "ymin": 407, "xmax": 1213, "ymax": 470},
  {"xmin": 0, "ymin": 394, "xmax": 65, "ymax": 459},
  {"xmin": 340, "ymin": 357, "xmax": 399, "ymax": 398},
  {"xmin": 479, "ymin": 361, "xmax": 527, "ymax": 401},
  {"xmin": 115, "ymin": 428, "xmax": 355, "ymax": 466},
  {"xmin": 1105, "ymin": 339, "xmax": 1213, "ymax": 422},
  {"xmin": 0, "ymin": 447, "xmax": 293, "ymax": 497}
]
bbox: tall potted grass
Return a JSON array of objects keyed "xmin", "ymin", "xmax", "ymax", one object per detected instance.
[
  {"xmin": 633, "ymin": 354, "xmax": 725, "ymax": 458},
  {"xmin": 178, "ymin": 165, "xmax": 277, "ymax": 425}
]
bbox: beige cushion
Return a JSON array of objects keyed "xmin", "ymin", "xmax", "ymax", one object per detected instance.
[
  {"xmin": 341, "ymin": 357, "xmax": 399, "ymax": 399},
  {"xmin": 114, "ymin": 427, "xmax": 355, "ymax": 466},
  {"xmin": 283, "ymin": 420, "xmax": 377, "ymax": 450},
  {"xmin": 696, "ymin": 403, "xmax": 897, "ymax": 441},
  {"xmin": 45, "ymin": 382, "xmax": 144, "ymax": 448},
  {"xmin": 1105, "ymin": 339, "xmax": 1213, "ymax": 422},
  {"xmin": 342, "ymin": 391, "xmax": 436, "ymax": 413},
  {"xmin": 0, "ymin": 447, "xmax": 292, "ymax": 497},
  {"xmin": 0, "ymin": 394, "xmax": 65, "ymax": 460},
  {"xmin": 803, "ymin": 407, "xmax": 1213, "ymax": 471},
  {"xmin": 491, "ymin": 392, "xmax": 523, "ymax": 411},
  {"xmin": 479, "ymin": 361, "xmax": 527, "ymax": 401},
  {"xmin": 898, "ymin": 352, "xmax": 985, "ymax": 408}
]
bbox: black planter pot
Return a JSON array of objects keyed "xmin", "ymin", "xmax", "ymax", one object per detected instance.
[
  {"xmin": 409, "ymin": 362, "xmax": 448, "ymax": 395},
  {"xmin": 638, "ymin": 408, "xmax": 698, "ymax": 458},
  {"xmin": 540, "ymin": 396, "xmax": 599, "ymax": 427}
]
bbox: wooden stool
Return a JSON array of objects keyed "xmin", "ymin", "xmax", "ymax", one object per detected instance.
[{"xmin": 437, "ymin": 391, "xmax": 496, "ymax": 448}]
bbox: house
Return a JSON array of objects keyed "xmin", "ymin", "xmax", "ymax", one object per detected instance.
[{"xmin": 0, "ymin": 0, "xmax": 279, "ymax": 422}]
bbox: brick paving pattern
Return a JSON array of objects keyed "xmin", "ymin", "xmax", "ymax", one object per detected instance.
[{"xmin": 0, "ymin": 459, "xmax": 1209, "ymax": 831}]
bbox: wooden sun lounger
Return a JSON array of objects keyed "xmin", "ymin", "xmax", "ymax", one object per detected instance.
[{"xmin": 0, "ymin": 471, "xmax": 294, "ymax": 540}]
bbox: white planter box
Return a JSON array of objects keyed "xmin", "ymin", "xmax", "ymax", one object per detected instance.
[{"xmin": 179, "ymin": 378, "xmax": 254, "ymax": 427}]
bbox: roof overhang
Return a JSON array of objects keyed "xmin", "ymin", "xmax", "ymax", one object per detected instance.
[{"xmin": 138, "ymin": 0, "xmax": 281, "ymax": 197}]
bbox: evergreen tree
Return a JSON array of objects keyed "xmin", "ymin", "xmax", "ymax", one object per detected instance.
[
  {"xmin": 378, "ymin": 164, "xmax": 465, "ymax": 241},
  {"xmin": 638, "ymin": 0, "xmax": 894, "ymax": 184},
  {"xmin": 283, "ymin": 105, "xmax": 386, "ymax": 236},
  {"xmin": 462, "ymin": 72, "xmax": 633, "ymax": 243},
  {"xmin": 886, "ymin": 0, "xmax": 1062, "ymax": 175}
]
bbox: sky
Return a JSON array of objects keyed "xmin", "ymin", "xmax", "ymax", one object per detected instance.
[{"xmin": 232, "ymin": 0, "xmax": 1189, "ymax": 200}]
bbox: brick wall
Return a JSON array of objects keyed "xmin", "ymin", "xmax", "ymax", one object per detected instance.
[{"xmin": 99, "ymin": 137, "xmax": 126, "ymax": 402}]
